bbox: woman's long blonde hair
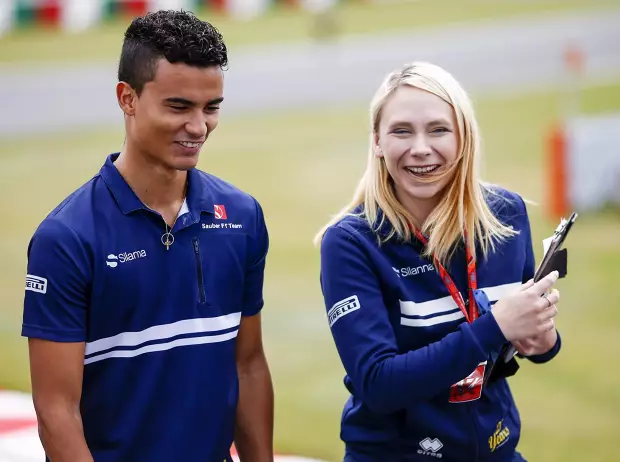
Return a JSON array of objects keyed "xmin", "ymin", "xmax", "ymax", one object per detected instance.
[{"xmin": 313, "ymin": 61, "xmax": 517, "ymax": 266}]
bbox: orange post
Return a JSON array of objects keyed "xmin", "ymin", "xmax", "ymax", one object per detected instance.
[{"xmin": 547, "ymin": 123, "xmax": 569, "ymax": 220}]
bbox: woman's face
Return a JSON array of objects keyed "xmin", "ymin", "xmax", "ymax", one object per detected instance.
[{"xmin": 375, "ymin": 86, "xmax": 459, "ymax": 220}]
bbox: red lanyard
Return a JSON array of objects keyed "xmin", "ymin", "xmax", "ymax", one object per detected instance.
[{"xmin": 411, "ymin": 228, "xmax": 478, "ymax": 324}]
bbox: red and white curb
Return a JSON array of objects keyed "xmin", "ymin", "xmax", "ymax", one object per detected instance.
[
  {"xmin": 0, "ymin": 390, "xmax": 326, "ymax": 462},
  {"xmin": 0, "ymin": 390, "xmax": 39, "ymax": 462}
]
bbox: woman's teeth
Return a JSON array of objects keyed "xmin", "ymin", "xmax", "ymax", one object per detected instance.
[{"xmin": 406, "ymin": 165, "xmax": 439, "ymax": 174}]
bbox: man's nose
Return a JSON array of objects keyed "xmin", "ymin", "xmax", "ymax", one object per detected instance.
[{"xmin": 185, "ymin": 111, "xmax": 208, "ymax": 139}]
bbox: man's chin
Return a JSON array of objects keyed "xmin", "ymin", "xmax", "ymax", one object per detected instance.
[{"xmin": 171, "ymin": 155, "xmax": 200, "ymax": 171}]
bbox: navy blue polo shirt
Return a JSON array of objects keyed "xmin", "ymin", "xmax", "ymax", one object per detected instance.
[
  {"xmin": 319, "ymin": 187, "xmax": 561, "ymax": 461},
  {"xmin": 22, "ymin": 153, "xmax": 269, "ymax": 462}
]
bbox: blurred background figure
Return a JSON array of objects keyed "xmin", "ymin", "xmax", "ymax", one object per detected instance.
[{"xmin": 0, "ymin": 1, "xmax": 619, "ymax": 461}]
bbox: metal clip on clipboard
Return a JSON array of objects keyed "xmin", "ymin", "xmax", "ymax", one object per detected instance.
[{"xmin": 500, "ymin": 212, "xmax": 579, "ymax": 363}]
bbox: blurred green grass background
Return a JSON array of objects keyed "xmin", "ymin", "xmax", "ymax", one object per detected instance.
[
  {"xmin": 1, "ymin": 81, "xmax": 619, "ymax": 461},
  {"xmin": 1, "ymin": 1, "xmax": 620, "ymax": 461}
]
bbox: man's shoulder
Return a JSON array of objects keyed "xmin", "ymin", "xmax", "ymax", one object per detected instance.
[
  {"xmin": 48, "ymin": 171, "xmax": 104, "ymax": 215},
  {"xmin": 34, "ymin": 174, "xmax": 103, "ymax": 243},
  {"xmin": 194, "ymin": 169, "xmax": 262, "ymax": 215},
  {"xmin": 194, "ymin": 169, "xmax": 254, "ymax": 199}
]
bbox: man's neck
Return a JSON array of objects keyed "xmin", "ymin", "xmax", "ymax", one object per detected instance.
[{"xmin": 114, "ymin": 147, "xmax": 187, "ymax": 225}]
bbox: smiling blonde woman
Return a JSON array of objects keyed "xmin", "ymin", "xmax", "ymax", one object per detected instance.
[{"xmin": 315, "ymin": 62, "xmax": 562, "ymax": 462}]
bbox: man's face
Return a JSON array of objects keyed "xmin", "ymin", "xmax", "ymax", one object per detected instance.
[{"xmin": 123, "ymin": 59, "xmax": 224, "ymax": 171}]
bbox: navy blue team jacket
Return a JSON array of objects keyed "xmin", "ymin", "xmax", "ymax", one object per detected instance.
[
  {"xmin": 319, "ymin": 187, "xmax": 561, "ymax": 462},
  {"xmin": 22, "ymin": 153, "xmax": 269, "ymax": 462}
]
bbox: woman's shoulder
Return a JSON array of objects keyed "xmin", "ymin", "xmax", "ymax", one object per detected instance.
[
  {"xmin": 482, "ymin": 183, "xmax": 531, "ymax": 224},
  {"xmin": 324, "ymin": 211, "xmax": 373, "ymax": 241},
  {"xmin": 320, "ymin": 204, "xmax": 388, "ymax": 249}
]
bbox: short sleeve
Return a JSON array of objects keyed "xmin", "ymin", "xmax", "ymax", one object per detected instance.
[
  {"xmin": 22, "ymin": 218, "xmax": 91, "ymax": 342},
  {"xmin": 241, "ymin": 199, "xmax": 269, "ymax": 317}
]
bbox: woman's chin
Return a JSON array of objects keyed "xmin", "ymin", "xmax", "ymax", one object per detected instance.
[{"xmin": 400, "ymin": 182, "xmax": 444, "ymax": 202}]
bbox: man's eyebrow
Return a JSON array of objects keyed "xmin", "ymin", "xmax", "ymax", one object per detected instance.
[
  {"xmin": 163, "ymin": 97, "xmax": 224, "ymax": 106},
  {"xmin": 164, "ymin": 97, "xmax": 195, "ymax": 106}
]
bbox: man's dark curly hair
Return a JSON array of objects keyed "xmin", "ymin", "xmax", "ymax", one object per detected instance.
[{"xmin": 118, "ymin": 10, "xmax": 228, "ymax": 95}]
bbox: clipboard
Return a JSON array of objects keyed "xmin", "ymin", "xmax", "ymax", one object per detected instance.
[
  {"xmin": 532, "ymin": 212, "xmax": 578, "ymax": 283},
  {"xmin": 499, "ymin": 212, "xmax": 578, "ymax": 363}
]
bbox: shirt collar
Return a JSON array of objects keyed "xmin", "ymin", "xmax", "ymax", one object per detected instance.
[{"xmin": 100, "ymin": 153, "xmax": 214, "ymax": 217}]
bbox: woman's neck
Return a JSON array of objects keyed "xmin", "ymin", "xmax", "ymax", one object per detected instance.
[{"xmin": 396, "ymin": 191, "xmax": 443, "ymax": 229}]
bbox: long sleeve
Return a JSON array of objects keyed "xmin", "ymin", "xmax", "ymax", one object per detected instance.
[{"xmin": 319, "ymin": 225, "xmax": 507, "ymax": 414}]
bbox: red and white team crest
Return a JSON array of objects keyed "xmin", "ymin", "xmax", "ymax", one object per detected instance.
[
  {"xmin": 449, "ymin": 361, "xmax": 487, "ymax": 403},
  {"xmin": 214, "ymin": 204, "xmax": 227, "ymax": 220}
]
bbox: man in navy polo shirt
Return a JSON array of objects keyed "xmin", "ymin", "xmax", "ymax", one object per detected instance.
[{"xmin": 21, "ymin": 10, "xmax": 274, "ymax": 462}]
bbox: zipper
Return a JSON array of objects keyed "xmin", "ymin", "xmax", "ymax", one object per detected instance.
[{"xmin": 192, "ymin": 237, "xmax": 206, "ymax": 304}]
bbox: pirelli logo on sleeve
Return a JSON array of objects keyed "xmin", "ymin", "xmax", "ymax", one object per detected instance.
[
  {"xmin": 25, "ymin": 274, "xmax": 47, "ymax": 294},
  {"xmin": 328, "ymin": 295, "xmax": 360, "ymax": 327}
]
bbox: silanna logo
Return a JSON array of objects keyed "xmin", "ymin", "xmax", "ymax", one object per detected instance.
[
  {"xmin": 395, "ymin": 263, "xmax": 435, "ymax": 278},
  {"xmin": 106, "ymin": 250, "xmax": 147, "ymax": 268}
]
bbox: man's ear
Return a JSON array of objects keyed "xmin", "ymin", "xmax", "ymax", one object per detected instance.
[{"xmin": 116, "ymin": 82, "xmax": 137, "ymax": 116}]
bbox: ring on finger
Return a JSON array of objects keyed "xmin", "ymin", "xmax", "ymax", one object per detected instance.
[{"xmin": 543, "ymin": 294, "xmax": 552, "ymax": 308}]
